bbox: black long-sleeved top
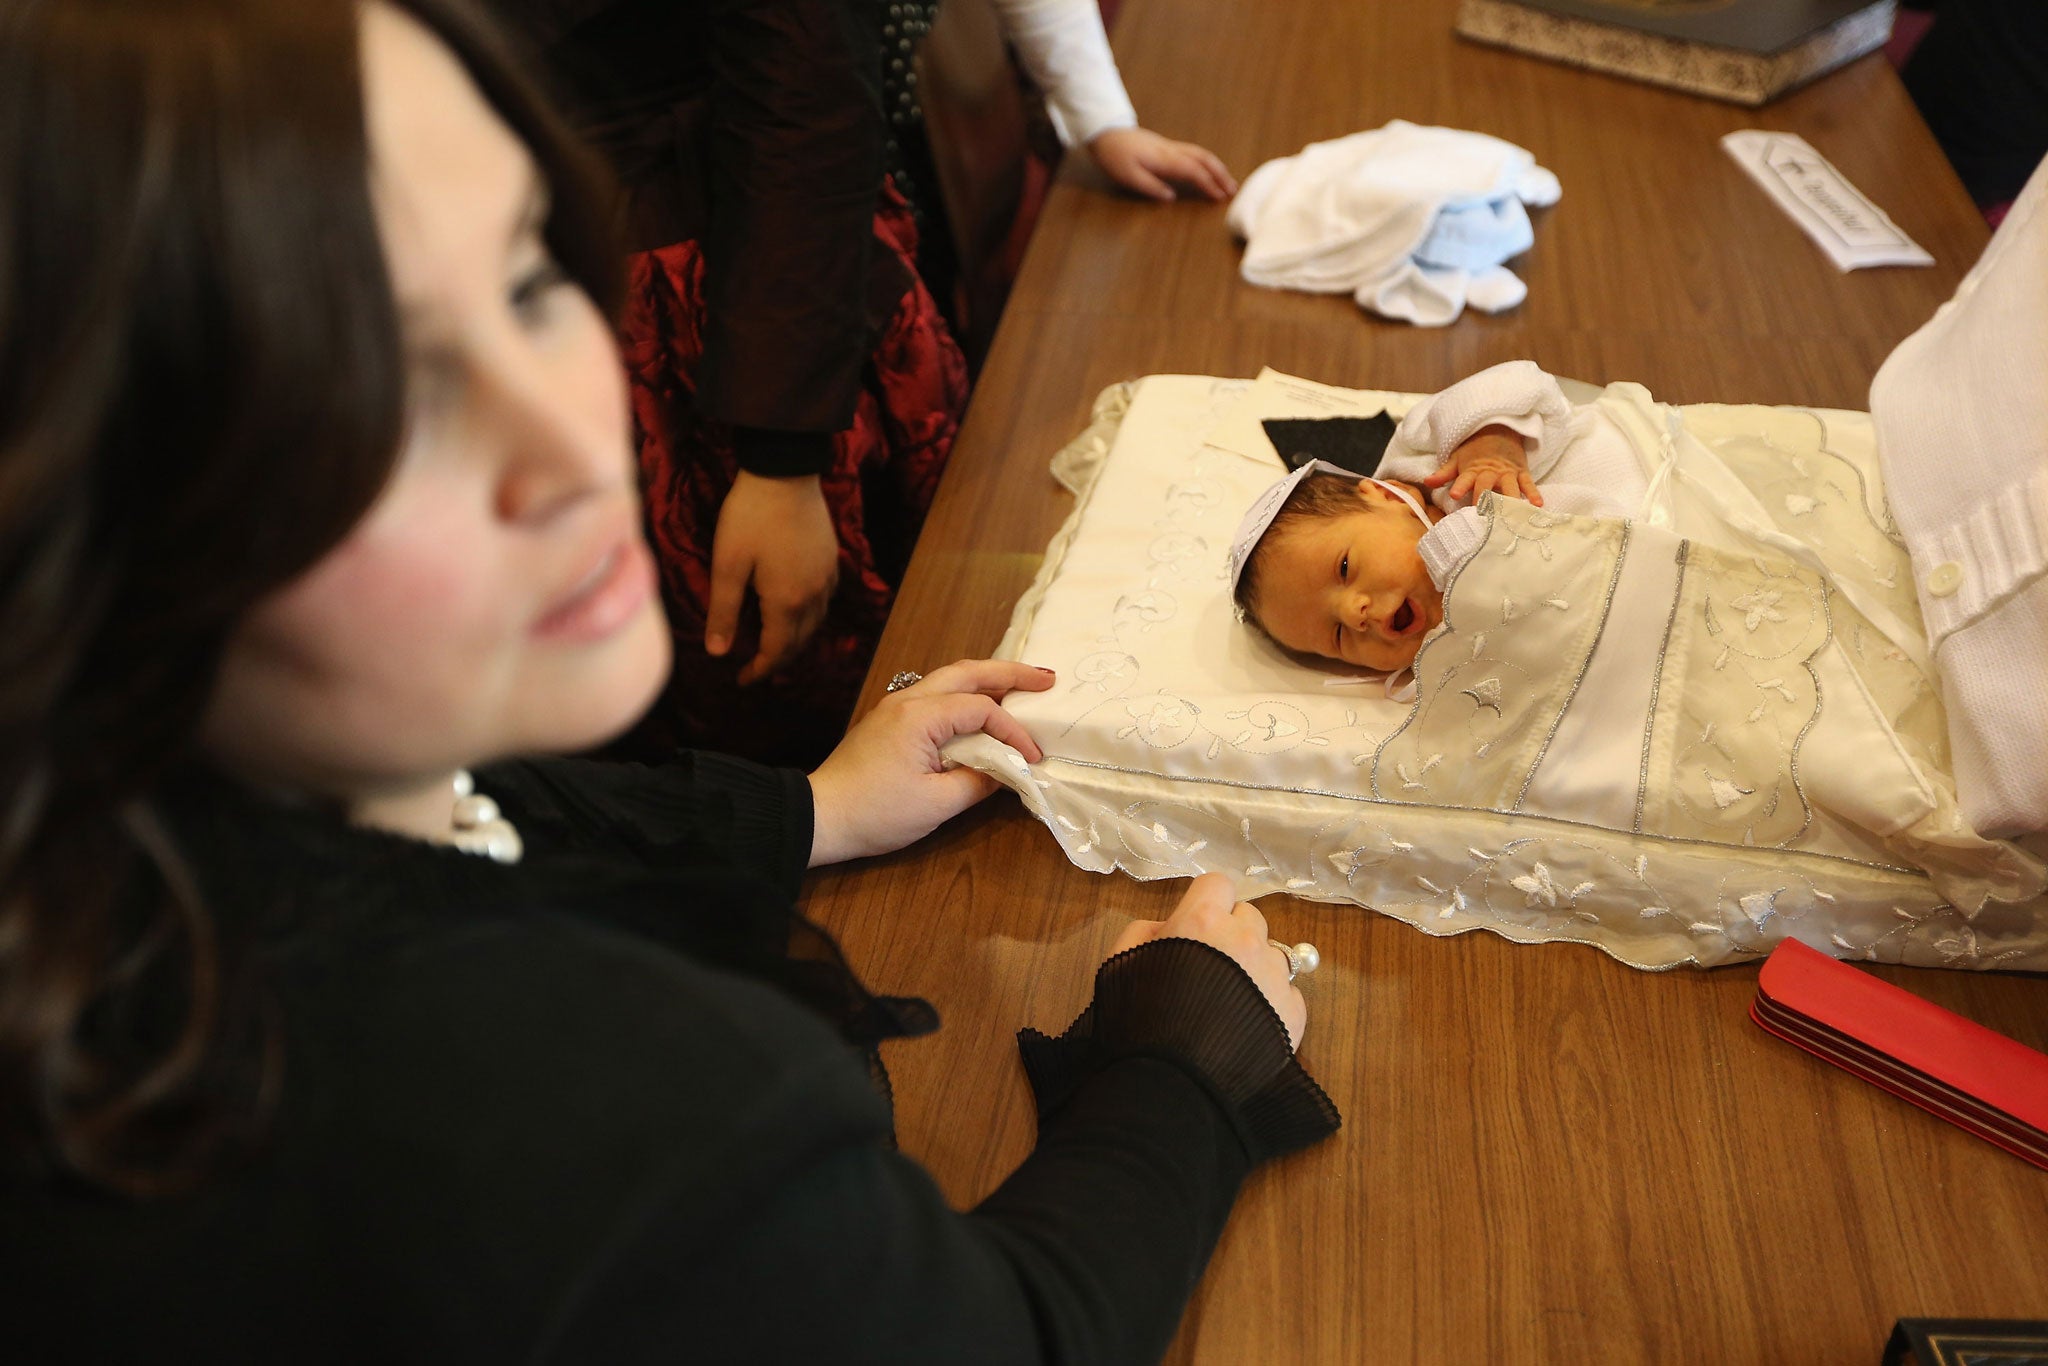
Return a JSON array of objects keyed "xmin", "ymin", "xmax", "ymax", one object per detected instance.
[
  {"xmin": 498, "ymin": 0, "xmax": 905, "ymax": 476},
  {"xmin": 1902, "ymin": 0, "xmax": 2048, "ymax": 209},
  {"xmin": 0, "ymin": 754, "xmax": 1338, "ymax": 1363}
]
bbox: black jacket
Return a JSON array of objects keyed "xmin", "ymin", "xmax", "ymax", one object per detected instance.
[
  {"xmin": 0, "ymin": 753, "xmax": 1337, "ymax": 1363},
  {"xmin": 496, "ymin": 0, "xmax": 905, "ymax": 476}
]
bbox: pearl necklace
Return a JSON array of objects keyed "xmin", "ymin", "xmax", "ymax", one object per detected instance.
[{"xmin": 449, "ymin": 769, "xmax": 523, "ymax": 864}]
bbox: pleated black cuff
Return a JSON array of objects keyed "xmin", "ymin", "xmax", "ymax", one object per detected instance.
[{"xmin": 1016, "ymin": 937, "xmax": 1341, "ymax": 1164}]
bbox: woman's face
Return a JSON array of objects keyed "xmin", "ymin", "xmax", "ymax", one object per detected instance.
[{"xmin": 200, "ymin": 3, "xmax": 669, "ymax": 802}]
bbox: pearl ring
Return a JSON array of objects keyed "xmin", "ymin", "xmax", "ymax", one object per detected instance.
[{"xmin": 1268, "ymin": 939, "xmax": 1320, "ymax": 983}]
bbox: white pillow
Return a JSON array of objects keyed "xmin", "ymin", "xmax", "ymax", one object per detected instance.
[{"xmin": 951, "ymin": 375, "xmax": 2048, "ymax": 970}]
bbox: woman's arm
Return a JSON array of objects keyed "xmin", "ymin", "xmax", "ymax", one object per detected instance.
[
  {"xmin": 544, "ymin": 936, "xmax": 1336, "ymax": 1364},
  {"xmin": 549, "ymin": 1054, "xmax": 1262, "ymax": 1363},
  {"xmin": 494, "ymin": 660, "xmax": 1055, "ymax": 891},
  {"xmin": 488, "ymin": 750, "xmax": 816, "ymax": 902},
  {"xmin": 695, "ymin": 0, "xmax": 883, "ymax": 450},
  {"xmin": 806, "ymin": 659, "xmax": 1053, "ymax": 867},
  {"xmin": 694, "ymin": 0, "xmax": 882, "ymax": 681}
]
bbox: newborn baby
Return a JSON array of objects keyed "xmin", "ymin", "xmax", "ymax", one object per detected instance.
[
  {"xmin": 1226, "ymin": 463, "xmax": 1449, "ymax": 671},
  {"xmin": 1228, "ymin": 360, "xmax": 1647, "ymax": 671}
]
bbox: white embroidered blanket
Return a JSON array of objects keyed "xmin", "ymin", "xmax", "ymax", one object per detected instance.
[{"xmin": 950, "ymin": 375, "xmax": 2048, "ymax": 970}]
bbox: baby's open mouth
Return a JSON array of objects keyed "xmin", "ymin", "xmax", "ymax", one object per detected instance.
[{"xmin": 1387, "ymin": 599, "xmax": 1418, "ymax": 635}]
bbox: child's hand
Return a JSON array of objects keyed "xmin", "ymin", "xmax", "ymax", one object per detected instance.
[
  {"xmin": 1088, "ymin": 127, "xmax": 1237, "ymax": 202},
  {"xmin": 1424, "ymin": 426, "xmax": 1543, "ymax": 507}
]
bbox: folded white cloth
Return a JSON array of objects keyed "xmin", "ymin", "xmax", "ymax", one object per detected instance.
[
  {"xmin": 1870, "ymin": 152, "xmax": 2048, "ymax": 838},
  {"xmin": 1226, "ymin": 121, "xmax": 1560, "ymax": 326}
]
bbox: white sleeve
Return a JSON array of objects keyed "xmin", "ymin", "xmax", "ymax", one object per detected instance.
[
  {"xmin": 1870, "ymin": 155, "xmax": 2048, "ymax": 837},
  {"xmin": 1385, "ymin": 361, "xmax": 1586, "ymax": 497},
  {"xmin": 988, "ymin": 0, "xmax": 1139, "ymax": 148}
]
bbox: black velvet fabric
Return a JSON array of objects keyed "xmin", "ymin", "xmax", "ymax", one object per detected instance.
[
  {"xmin": 491, "ymin": 0, "xmax": 897, "ymax": 460},
  {"xmin": 0, "ymin": 754, "xmax": 1338, "ymax": 1363},
  {"xmin": 1021, "ymin": 938, "xmax": 1341, "ymax": 1165},
  {"xmin": 1903, "ymin": 0, "xmax": 2048, "ymax": 208}
]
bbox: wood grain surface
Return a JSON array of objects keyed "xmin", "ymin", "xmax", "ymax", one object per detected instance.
[{"xmin": 803, "ymin": 3, "xmax": 2046, "ymax": 1362}]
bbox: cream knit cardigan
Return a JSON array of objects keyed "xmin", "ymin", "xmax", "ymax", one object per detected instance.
[{"xmin": 1871, "ymin": 156, "xmax": 2048, "ymax": 838}]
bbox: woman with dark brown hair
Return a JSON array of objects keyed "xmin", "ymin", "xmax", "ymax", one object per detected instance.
[{"xmin": 0, "ymin": 1, "xmax": 1335, "ymax": 1359}]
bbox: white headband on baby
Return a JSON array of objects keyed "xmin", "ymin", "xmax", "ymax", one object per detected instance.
[{"xmin": 1225, "ymin": 460, "xmax": 1434, "ymax": 610}]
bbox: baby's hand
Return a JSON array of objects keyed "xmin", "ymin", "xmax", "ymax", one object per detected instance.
[{"xmin": 1424, "ymin": 426, "xmax": 1543, "ymax": 507}]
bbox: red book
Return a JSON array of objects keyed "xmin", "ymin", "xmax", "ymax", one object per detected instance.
[{"xmin": 1751, "ymin": 939, "xmax": 2048, "ymax": 1170}]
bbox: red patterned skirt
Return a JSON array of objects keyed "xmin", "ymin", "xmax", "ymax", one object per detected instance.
[{"xmin": 617, "ymin": 197, "xmax": 967, "ymax": 768}]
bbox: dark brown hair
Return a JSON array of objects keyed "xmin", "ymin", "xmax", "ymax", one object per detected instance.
[
  {"xmin": 1231, "ymin": 471, "xmax": 1375, "ymax": 635},
  {"xmin": 0, "ymin": 0, "xmax": 619, "ymax": 1194}
]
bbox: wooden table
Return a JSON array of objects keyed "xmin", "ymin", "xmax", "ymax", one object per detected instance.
[{"xmin": 805, "ymin": 3, "xmax": 2047, "ymax": 1361}]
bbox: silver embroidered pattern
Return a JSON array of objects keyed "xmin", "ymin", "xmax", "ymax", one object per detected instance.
[
  {"xmin": 1815, "ymin": 423, "xmax": 1907, "ymax": 548},
  {"xmin": 1634, "ymin": 538, "xmax": 1691, "ymax": 834},
  {"xmin": 1367, "ymin": 494, "xmax": 1500, "ymax": 800},
  {"xmin": 1029, "ymin": 751, "xmax": 1925, "ymax": 877},
  {"xmin": 1777, "ymin": 582, "xmax": 1831, "ymax": 848},
  {"xmin": 1513, "ymin": 520, "xmax": 1634, "ymax": 812}
]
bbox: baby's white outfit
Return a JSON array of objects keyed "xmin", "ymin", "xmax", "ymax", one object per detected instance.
[
  {"xmin": 1373, "ymin": 360, "xmax": 1644, "ymax": 585},
  {"xmin": 1347, "ymin": 358, "xmax": 2046, "ymax": 903},
  {"xmin": 1383, "ymin": 150, "xmax": 2048, "ymax": 842},
  {"xmin": 1226, "ymin": 122, "xmax": 1561, "ymax": 327}
]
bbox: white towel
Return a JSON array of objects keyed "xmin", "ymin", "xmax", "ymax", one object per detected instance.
[{"xmin": 1226, "ymin": 121, "xmax": 1561, "ymax": 327}]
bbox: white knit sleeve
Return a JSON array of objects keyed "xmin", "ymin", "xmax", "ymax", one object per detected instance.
[
  {"xmin": 1382, "ymin": 361, "xmax": 1589, "ymax": 510},
  {"xmin": 988, "ymin": 0, "xmax": 1139, "ymax": 148},
  {"xmin": 1372, "ymin": 438, "xmax": 1440, "ymax": 492},
  {"xmin": 1870, "ymin": 155, "xmax": 2048, "ymax": 836}
]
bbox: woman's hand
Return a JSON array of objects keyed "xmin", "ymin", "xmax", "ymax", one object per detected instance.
[
  {"xmin": 807, "ymin": 659, "xmax": 1054, "ymax": 867},
  {"xmin": 1111, "ymin": 873, "xmax": 1308, "ymax": 1050},
  {"xmin": 1087, "ymin": 127, "xmax": 1238, "ymax": 203},
  {"xmin": 1424, "ymin": 425, "xmax": 1542, "ymax": 507},
  {"xmin": 706, "ymin": 471, "xmax": 840, "ymax": 685}
]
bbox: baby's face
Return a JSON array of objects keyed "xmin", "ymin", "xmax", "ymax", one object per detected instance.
[{"xmin": 1251, "ymin": 485, "xmax": 1443, "ymax": 671}]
